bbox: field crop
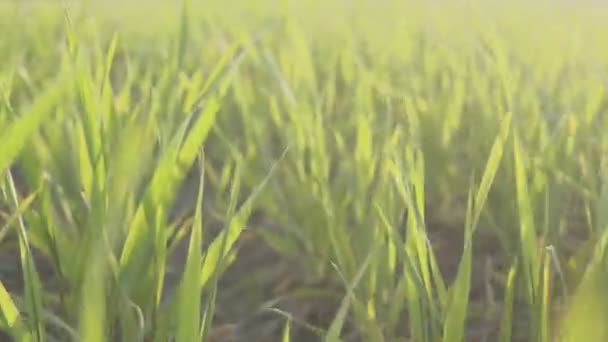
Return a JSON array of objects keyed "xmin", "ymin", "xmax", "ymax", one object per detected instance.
[{"xmin": 2, "ymin": 1, "xmax": 608, "ymax": 341}]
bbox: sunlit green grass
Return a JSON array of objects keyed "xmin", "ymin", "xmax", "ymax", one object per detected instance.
[{"xmin": 2, "ymin": 0, "xmax": 608, "ymax": 341}]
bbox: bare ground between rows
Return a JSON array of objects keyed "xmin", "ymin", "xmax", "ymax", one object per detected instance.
[
  {"xmin": 0, "ymin": 215, "xmax": 536, "ymax": 342},
  {"xmin": 0, "ymin": 177, "xmax": 588, "ymax": 341}
]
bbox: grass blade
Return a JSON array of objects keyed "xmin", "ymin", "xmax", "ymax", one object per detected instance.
[
  {"xmin": 443, "ymin": 112, "xmax": 511, "ymax": 342},
  {"xmin": 0, "ymin": 71, "xmax": 69, "ymax": 176},
  {"xmin": 325, "ymin": 245, "xmax": 376, "ymax": 342},
  {"xmin": 175, "ymin": 154, "xmax": 205, "ymax": 342}
]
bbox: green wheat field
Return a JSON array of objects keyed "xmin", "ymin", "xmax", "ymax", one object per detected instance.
[{"xmin": 2, "ymin": 1, "xmax": 608, "ymax": 341}]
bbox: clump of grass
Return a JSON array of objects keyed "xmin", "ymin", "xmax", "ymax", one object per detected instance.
[
  {"xmin": 2, "ymin": 1, "xmax": 608, "ymax": 341},
  {"xmin": 0, "ymin": 1, "xmax": 273, "ymax": 341}
]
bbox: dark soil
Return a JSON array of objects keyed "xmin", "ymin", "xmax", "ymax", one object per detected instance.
[{"xmin": 0, "ymin": 166, "xmax": 589, "ymax": 342}]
